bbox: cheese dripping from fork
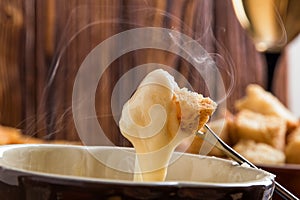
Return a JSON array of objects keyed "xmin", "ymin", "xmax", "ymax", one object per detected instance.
[{"xmin": 119, "ymin": 69, "xmax": 217, "ymax": 181}]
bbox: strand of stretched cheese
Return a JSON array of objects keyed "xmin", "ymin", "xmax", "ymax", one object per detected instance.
[{"xmin": 119, "ymin": 69, "xmax": 216, "ymax": 181}]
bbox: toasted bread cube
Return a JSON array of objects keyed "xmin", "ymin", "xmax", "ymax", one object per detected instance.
[
  {"xmin": 229, "ymin": 110, "xmax": 286, "ymax": 150},
  {"xmin": 286, "ymin": 126, "xmax": 300, "ymax": 164},
  {"xmin": 233, "ymin": 140, "xmax": 285, "ymax": 165},
  {"xmin": 235, "ymin": 84, "xmax": 298, "ymax": 131}
]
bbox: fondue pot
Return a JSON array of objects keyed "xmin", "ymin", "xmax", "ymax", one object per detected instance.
[{"xmin": 0, "ymin": 144, "xmax": 275, "ymax": 200}]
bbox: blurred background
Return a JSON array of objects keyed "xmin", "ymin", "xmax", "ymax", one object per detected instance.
[
  {"xmin": 288, "ymin": 36, "xmax": 300, "ymax": 117},
  {"xmin": 2, "ymin": 1, "xmax": 300, "ymax": 198},
  {"xmin": 0, "ymin": 0, "xmax": 298, "ymax": 145}
]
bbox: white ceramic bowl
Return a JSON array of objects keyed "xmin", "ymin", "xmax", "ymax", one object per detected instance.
[{"xmin": 0, "ymin": 144, "xmax": 275, "ymax": 200}]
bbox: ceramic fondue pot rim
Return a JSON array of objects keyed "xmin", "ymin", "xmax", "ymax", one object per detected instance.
[{"xmin": 0, "ymin": 144, "xmax": 275, "ymax": 188}]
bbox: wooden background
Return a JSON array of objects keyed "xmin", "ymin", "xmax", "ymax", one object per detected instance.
[{"xmin": 0, "ymin": 0, "xmax": 287, "ymax": 145}]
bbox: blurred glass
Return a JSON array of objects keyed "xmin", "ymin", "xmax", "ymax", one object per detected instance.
[{"xmin": 232, "ymin": 0, "xmax": 300, "ymax": 91}]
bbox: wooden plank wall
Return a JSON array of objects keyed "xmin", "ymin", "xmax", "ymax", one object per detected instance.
[{"xmin": 0, "ymin": 0, "xmax": 287, "ymax": 145}]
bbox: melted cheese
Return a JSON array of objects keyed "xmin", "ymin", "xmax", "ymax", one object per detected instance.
[{"xmin": 119, "ymin": 69, "xmax": 216, "ymax": 181}]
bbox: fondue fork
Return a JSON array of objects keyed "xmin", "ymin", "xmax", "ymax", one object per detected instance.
[{"xmin": 195, "ymin": 124, "xmax": 299, "ymax": 200}]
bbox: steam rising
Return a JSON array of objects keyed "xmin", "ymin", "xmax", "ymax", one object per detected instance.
[{"xmin": 25, "ymin": 4, "xmax": 236, "ymax": 165}]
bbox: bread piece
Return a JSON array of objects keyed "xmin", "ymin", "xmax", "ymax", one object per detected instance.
[
  {"xmin": 174, "ymin": 87, "xmax": 217, "ymax": 133},
  {"xmin": 0, "ymin": 124, "xmax": 83, "ymax": 145},
  {"xmin": 285, "ymin": 126, "xmax": 300, "ymax": 164},
  {"xmin": 17, "ymin": 136, "xmax": 44, "ymax": 144},
  {"xmin": 233, "ymin": 140, "xmax": 285, "ymax": 165},
  {"xmin": 0, "ymin": 125, "xmax": 23, "ymax": 144},
  {"xmin": 229, "ymin": 109, "xmax": 286, "ymax": 150},
  {"xmin": 235, "ymin": 84, "xmax": 298, "ymax": 131}
]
